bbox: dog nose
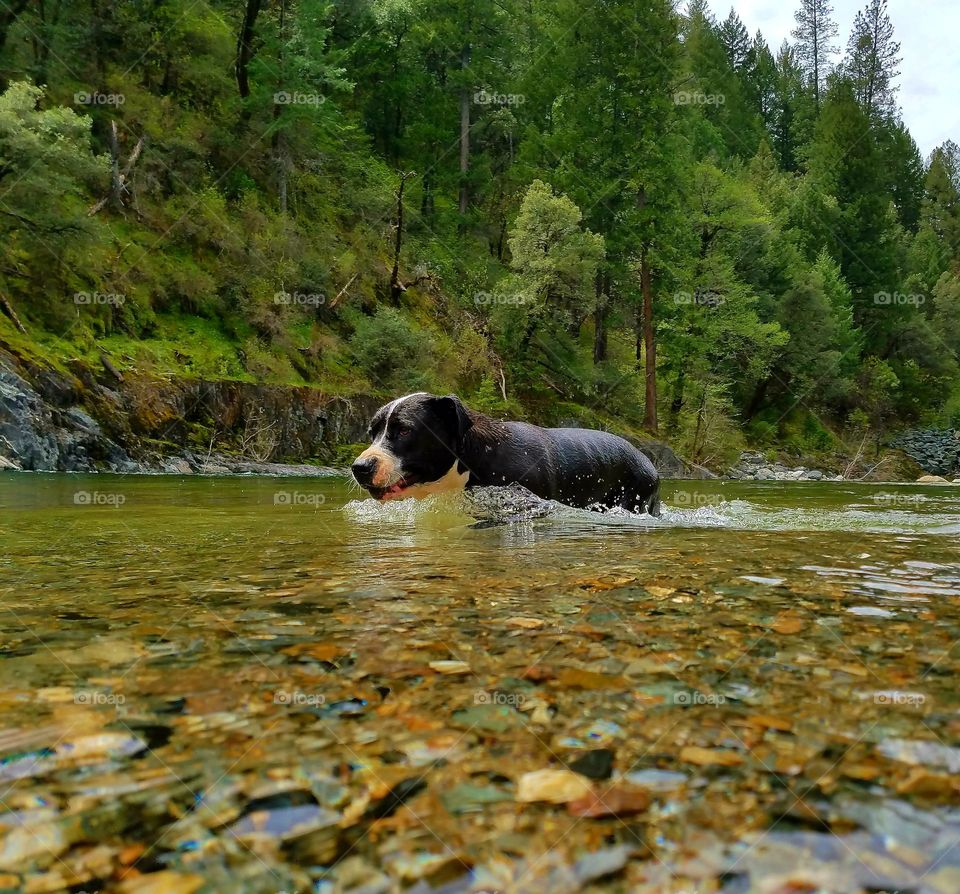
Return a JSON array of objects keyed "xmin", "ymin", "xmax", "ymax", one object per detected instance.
[{"xmin": 351, "ymin": 456, "xmax": 378, "ymax": 486}]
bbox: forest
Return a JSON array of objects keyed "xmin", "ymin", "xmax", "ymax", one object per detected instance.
[{"xmin": 0, "ymin": 0, "xmax": 958, "ymax": 467}]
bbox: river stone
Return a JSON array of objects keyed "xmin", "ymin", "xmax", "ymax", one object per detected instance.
[
  {"xmin": 878, "ymin": 739, "xmax": 960, "ymax": 773},
  {"xmin": 517, "ymin": 769, "xmax": 593, "ymax": 803},
  {"xmin": 804, "ymin": 470, "xmax": 824, "ymax": 480},
  {"xmin": 917, "ymin": 475, "xmax": 951, "ymax": 484},
  {"xmin": 568, "ymin": 749, "xmax": 615, "ymax": 780}
]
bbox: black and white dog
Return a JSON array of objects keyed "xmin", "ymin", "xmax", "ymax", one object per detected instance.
[{"xmin": 351, "ymin": 393, "xmax": 660, "ymax": 515}]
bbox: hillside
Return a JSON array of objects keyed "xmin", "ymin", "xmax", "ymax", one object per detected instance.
[{"xmin": 0, "ymin": 0, "xmax": 958, "ymax": 474}]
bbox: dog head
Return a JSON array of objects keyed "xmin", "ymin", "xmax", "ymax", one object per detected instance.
[{"xmin": 351, "ymin": 393, "xmax": 474, "ymax": 500}]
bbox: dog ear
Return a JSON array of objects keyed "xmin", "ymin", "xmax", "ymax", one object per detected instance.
[{"xmin": 435, "ymin": 395, "xmax": 473, "ymax": 448}]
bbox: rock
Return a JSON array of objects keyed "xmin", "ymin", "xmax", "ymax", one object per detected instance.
[
  {"xmin": 917, "ymin": 475, "xmax": 952, "ymax": 484},
  {"xmin": 161, "ymin": 457, "xmax": 193, "ymax": 474},
  {"xmin": 505, "ymin": 617, "xmax": 544, "ymax": 629},
  {"xmin": 567, "ymin": 784, "xmax": 651, "ymax": 818},
  {"xmin": 451, "ymin": 703, "xmax": 524, "ymax": 733},
  {"xmin": 516, "ymin": 769, "xmax": 594, "ymax": 804},
  {"xmin": 891, "ymin": 428, "xmax": 960, "ymax": 475},
  {"xmin": 331, "ymin": 856, "xmax": 391, "ymax": 894},
  {"xmin": 0, "ymin": 356, "xmax": 132, "ymax": 472},
  {"xmin": 117, "ymin": 871, "xmax": 205, "ymax": 894},
  {"xmin": 0, "ymin": 349, "xmax": 378, "ymax": 472},
  {"xmin": 679, "ymin": 746, "xmax": 743, "ymax": 767},
  {"xmin": 440, "ymin": 783, "xmax": 512, "ymax": 814},
  {"xmin": 0, "ymin": 822, "xmax": 67, "ymax": 871},
  {"xmin": 623, "ymin": 769, "xmax": 688, "ymax": 792},
  {"xmin": 636, "ymin": 438, "xmax": 717, "ymax": 479},
  {"xmin": 804, "ymin": 470, "xmax": 824, "ymax": 480},
  {"xmin": 56, "ymin": 733, "xmax": 147, "ymax": 761},
  {"xmin": 0, "ymin": 365, "xmax": 61, "ymax": 469},
  {"xmin": 877, "ymin": 738, "xmax": 960, "ymax": 773},
  {"xmin": 755, "ymin": 468, "xmax": 775, "ymax": 481},
  {"xmin": 574, "ymin": 845, "xmax": 635, "ymax": 884},
  {"xmin": 428, "ymin": 660, "xmax": 471, "ymax": 675},
  {"xmin": 568, "ymin": 749, "xmax": 615, "ymax": 780}
]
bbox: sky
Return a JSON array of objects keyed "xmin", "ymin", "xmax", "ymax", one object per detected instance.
[{"xmin": 705, "ymin": 0, "xmax": 960, "ymax": 158}]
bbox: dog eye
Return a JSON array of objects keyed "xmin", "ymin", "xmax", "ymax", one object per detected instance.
[{"xmin": 397, "ymin": 428, "xmax": 412, "ymax": 438}]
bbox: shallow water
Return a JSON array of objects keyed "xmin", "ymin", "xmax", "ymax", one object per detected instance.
[{"xmin": 2, "ymin": 473, "xmax": 960, "ymax": 893}]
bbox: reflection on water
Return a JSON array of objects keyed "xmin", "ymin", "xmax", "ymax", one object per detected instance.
[{"xmin": 1, "ymin": 473, "xmax": 960, "ymax": 892}]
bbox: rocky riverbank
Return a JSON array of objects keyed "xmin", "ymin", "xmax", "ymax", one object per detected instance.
[
  {"xmin": 726, "ymin": 451, "xmax": 845, "ymax": 482},
  {"xmin": 0, "ymin": 348, "xmax": 706, "ymax": 479},
  {"xmin": 889, "ymin": 429, "xmax": 960, "ymax": 477}
]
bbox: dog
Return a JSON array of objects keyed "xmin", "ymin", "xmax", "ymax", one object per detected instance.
[{"xmin": 351, "ymin": 393, "xmax": 661, "ymax": 515}]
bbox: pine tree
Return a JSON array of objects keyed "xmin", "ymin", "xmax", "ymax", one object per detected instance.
[
  {"xmin": 914, "ymin": 142, "xmax": 960, "ymax": 275},
  {"xmin": 844, "ymin": 0, "xmax": 901, "ymax": 121},
  {"xmin": 806, "ymin": 78, "xmax": 899, "ymax": 346},
  {"xmin": 718, "ymin": 9, "xmax": 751, "ymax": 71},
  {"xmin": 771, "ymin": 41, "xmax": 815, "ymax": 171},
  {"xmin": 791, "ymin": 0, "xmax": 838, "ymax": 108},
  {"xmin": 743, "ymin": 31, "xmax": 778, "ymax": 135}
]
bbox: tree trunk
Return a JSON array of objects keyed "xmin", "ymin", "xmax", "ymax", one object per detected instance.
[
  {"xmin": 420, "ymin": 171, "xmax": 434, "ymax": 219},
  {"xmin": 641, "ymin": 248, "xmax": 658, "ymax": 434},
  {"xmin": 458, "ymin": 43, "xmax": 471, "ymax": 220},
  {"xmin": 390, "ymin": 172, "xmax": 415, "ymax": 303},
  {"xmin": 276, "ymin": 133, "xmax": 288, "ymax": 215},
  {"xmin": 744, "ymin": 377, "xmax": 769, "ymax": 421},
  {"xmin": 236, "ymin": 0, "xmax": 264, "ymax": 99},
  {"xmin": 692, "ymin": 386, "xmax": 707, "ymax": 460},
  {"xmin": 108, "ymin": 121, "xmax": 123, "ymax": 210},
  {"xmin": 667, "ymin": 366, "xmax": 685, "ymax": 435},
  {"xmin": 593, "ymin": 272, "xmax": 608, "ymax": 363}
]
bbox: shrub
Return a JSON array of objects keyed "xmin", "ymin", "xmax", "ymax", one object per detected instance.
[{"xmin": 348, "ymin": 307, "xmax": 433, "ymax": 393}]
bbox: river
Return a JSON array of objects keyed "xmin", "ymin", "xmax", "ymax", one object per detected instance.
[{"xmin": 2, "ymin": 473, "xmax": 960, "ymax": 892}]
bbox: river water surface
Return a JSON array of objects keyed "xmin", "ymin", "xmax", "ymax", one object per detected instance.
[{"xmin": 2, "ymin": 474, "xmax": 960, "ymax": 893}]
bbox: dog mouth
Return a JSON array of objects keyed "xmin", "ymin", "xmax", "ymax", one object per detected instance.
[{"xmin": 366, "ymin": 476, "xmax": 418, "ymax": 501}]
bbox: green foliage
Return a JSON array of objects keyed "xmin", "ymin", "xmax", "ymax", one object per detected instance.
[
  {"xmin": 0, "ymin": 0, "xmax": 953, "ymax": 468},
  {"xmin": 348, "ymin": 307, "xmax": 434, "ymax": 393}
]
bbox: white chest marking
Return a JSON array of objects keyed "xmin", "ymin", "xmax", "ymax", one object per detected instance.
[{"xmin": 400, "ymin": 461, "xmax": 470, "ymax": 500}]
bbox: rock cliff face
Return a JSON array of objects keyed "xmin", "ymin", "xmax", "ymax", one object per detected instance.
[
  {"xmin": 0, "ymin": 348, "xmax": 378, "ymax": 472},
  {"xmin": 0, "ymin": 348, "xmax": 706, "ymax": 478}
]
